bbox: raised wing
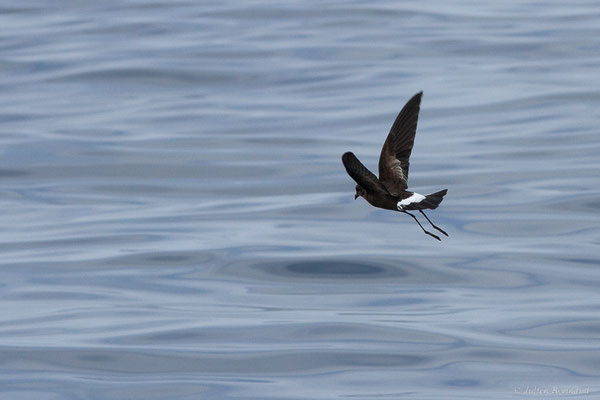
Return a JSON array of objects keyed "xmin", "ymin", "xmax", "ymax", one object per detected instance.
[
  {"xmin": 378, "ymin": 91, "xmax": 422, "ymax": 195},
  {"xmin": 342, "ymin": 152, "xmax": 388, "ymax": 194}
]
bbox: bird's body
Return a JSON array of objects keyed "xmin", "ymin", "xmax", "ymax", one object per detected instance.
[
  {"xmin": 360, "ymin": 190, "xmax": 421, "ymax": 211},
  {"xmin": 342, "ymin": 91, "xmax": 448, "ymax": 240}
]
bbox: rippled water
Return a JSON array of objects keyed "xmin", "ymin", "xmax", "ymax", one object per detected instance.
[{"xmin": 1, "ymin": 1, "xmax": 600, "ymax": 399}]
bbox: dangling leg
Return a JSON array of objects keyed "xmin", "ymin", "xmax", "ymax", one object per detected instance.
[
  {"xmin": 401, "ymin": 211, "xmax": 440, "ymax": 241},
  {"xmin": 419, "ymin": 210, "xmax": 448, "ymax": 236}
]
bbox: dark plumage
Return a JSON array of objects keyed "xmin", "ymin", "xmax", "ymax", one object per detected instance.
[{"xmin": 342, "ymin": 92, "xmax": 448, "ymax": 240}]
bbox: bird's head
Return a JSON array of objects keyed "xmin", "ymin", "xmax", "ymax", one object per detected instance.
[{"xmin": 354, "ymin": 185, "xmax": 366, "ymax": 200}]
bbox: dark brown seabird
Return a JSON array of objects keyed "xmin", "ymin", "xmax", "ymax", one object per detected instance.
[{"xmin": 342, "ymin": 91, "xmax": 448, "ymax": 240}]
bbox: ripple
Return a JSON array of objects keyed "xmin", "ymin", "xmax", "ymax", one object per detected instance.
[
  {"xmin": 227, "ymin": 257, "xmax": 466, "ymax": 284},
  {"xmin": 285, "ymin": 261, "xmax": 387, "ymax": 277}
]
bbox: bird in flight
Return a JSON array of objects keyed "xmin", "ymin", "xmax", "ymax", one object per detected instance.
[{"xmin": 342, "ymin": 92, "xmax": 448, "ymax": 240}]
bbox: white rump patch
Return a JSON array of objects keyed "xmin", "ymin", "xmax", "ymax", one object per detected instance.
[{"xmin": 397, "ymin": 193, "xmax": 425, "ymax": 210}]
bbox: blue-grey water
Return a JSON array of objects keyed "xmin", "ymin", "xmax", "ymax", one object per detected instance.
[{"xmin": 1, "ymin": 1, "xmax": 599, "ymax": 399}]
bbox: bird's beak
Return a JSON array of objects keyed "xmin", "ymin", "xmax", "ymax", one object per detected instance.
[{"xmin": 354, "ymin": 194, "xmax": 359, "ymax": 200}]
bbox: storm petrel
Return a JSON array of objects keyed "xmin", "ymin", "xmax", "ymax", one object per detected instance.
[{"xmin": 342, "ymin": 92, "xmax": 448, "ymax": 240}]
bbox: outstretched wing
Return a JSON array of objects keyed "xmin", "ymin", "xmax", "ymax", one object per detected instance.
[
  {"xmin": 342, "ymin": 152, "xmax": 388, "ymax": 194},
  {"xmin": 378, "ymin": 91, "xmax": 422, "ymax": 195}
]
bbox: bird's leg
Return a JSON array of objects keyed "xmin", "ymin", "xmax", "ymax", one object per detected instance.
[
  {"xmin": 402, "ymin": 211, "xmax": 440, "ymax": 241},
  {"xmin": 419, "ymin": 210, "xmax": 448, "ymax": 237}
]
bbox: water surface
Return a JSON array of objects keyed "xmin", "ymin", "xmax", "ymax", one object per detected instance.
[{"xmin": 1, "ymin": 1, "xmax": 599, "ymax": 399}]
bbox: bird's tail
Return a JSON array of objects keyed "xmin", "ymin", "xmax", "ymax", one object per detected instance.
[
  {"xmin": 422, "ymin": 189, "xmax": 447, "ymax": 210},
  {"xmin": 404, "ymin": 189, "xmax": 447, "ymax": 210}
]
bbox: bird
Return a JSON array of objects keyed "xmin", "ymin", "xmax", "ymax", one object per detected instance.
[{"xmin": 342, "ymin": 91, "xmax": 448, "ymax": 241}]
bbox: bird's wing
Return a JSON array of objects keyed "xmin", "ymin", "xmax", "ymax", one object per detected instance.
[
  {"xmin": 378, "ymin": 91, "xmax": 422, "ymax": 195},
  {"xmin": 342, "ymin": 152, "xmax": 388, "ymax": 194}
]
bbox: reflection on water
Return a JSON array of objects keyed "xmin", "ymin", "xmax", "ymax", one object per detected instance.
[{"xmin": 1, "ymin": 0, "xmax": 600, "ymax": 399}]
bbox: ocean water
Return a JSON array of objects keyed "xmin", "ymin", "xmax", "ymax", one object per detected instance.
[{"xmin": 1, "ymin": 1, "xmax": 599, "ymax": 399}]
